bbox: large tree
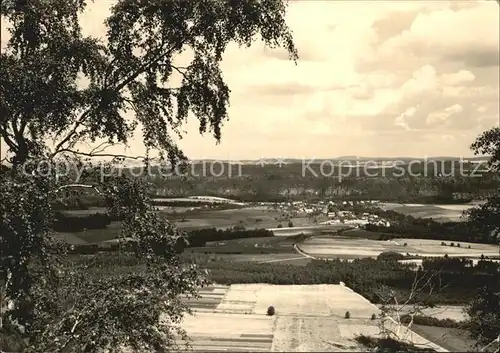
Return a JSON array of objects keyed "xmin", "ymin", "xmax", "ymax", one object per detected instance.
[
  {"xmin": 466, "ymin": 126, "xmax": 500, "ymax": 351},
  {"xmin": 0, "ymin": 1, "xmax": 297, "ymax": 352}
]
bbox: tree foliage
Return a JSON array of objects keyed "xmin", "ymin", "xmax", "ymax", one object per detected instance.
[{"xmin": 0, "ymin": 0, "xmax": 297, "ymax": 351}]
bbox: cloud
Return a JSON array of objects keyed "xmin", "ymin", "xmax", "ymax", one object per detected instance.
[{"xmin": 1, "ymin": 0, "xmax": 498, "ymax": 160}]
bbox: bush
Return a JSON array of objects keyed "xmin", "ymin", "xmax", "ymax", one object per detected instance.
[
  {"xmin": 267, "ymin": 306, "xmax": 275, "ymax": 316},
  {"xmin": 457, "ymin": 243, "xmax": 461, "ymax": 247},
  {"xmin": 441, "ymin": 241, "xmax": 446, "ymax": 246},
  {"xmin": 277, "ymin": 224, "xmax": 283, "ymax": 228},
  {"xmin": 403, "ymin": 242, "xmax": 408, "ymax": 246},
  {"xmin": 450, "ymin": 242, "xmax": 455, "ymax": 247},
  {"xmin": 82, "ymin": 253, "xmax": 500, "ymax": 307},
  {"xmin": 288, "ymin": 221, "xmax": 294, "ymax": 227},
  {"xmin": 371, "ymin": 313, "xmax": 377, "ymax": 320},
  {"xmin": 377, "ymin": 252, "xmax": 404, "ymax": 261},
  {"xmin": 345, "ymin": 311, "xmax": 350, "ymax": 319},
  {"xmin": 68, "ymin": 244, "xmax": 100, "ymax": 255}
]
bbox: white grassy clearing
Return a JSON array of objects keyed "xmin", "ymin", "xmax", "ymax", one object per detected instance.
[{"xmin": 377, "ymin": 203, "xmax": 477, "ymax": 222}]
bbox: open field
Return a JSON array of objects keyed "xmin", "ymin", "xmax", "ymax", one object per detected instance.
[
  {"xmin": 394, "ymin": 238, "xmax": 499, "ymax": 257},
  {"xmin": 183, "ymin": 237, "xmax": 312, "ymax": 265},
  {"xmin": 400, "ymin": 258, "xmax": 500, "ymax": 267},
  {"xmin": 270, "ymin": 224, "xmax": 350, "ymax": 236},
  {"xmin": 298, "ymin": 236, "xmax": 499, "ymax": 259},
  {"xmin": 169, "ymin": 207, "xmax": 329, "ymax": 231},
  {"xmin": 175, "ymin": 284, "xmax": 448, "ymax": 352},
  {"xmin": 378, "ymin": 203, "xmax": 479, "ymax": 222}
]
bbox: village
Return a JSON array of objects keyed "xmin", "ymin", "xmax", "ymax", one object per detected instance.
[{"xmin": 265, "ymin": 199, "xmax": 391, "ymax": 228}]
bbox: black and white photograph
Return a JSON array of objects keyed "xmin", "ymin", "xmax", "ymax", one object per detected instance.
[{"xmin": 1, "ymin": 0, "xmax": 499, "ymax": 352}]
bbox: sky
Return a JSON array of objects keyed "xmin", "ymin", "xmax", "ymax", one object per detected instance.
[{"xmin": 2, "ymin": 0, "xmax": 499, "ymax": 160}]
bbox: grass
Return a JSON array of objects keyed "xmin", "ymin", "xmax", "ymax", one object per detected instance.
[
  {"xmin": 164, "ymin": 206, "xmax": 328, "ymax": 230},
  {"xmin": 342, "ymin": 228, "xmax": 395, "ymax": 240},
  {"xmin": 379, "ymin": 203, "xmax": 471, "ymax": 222},
  {"xmin": 64, "ymin": 249, "xmax": 500, "ymax": 308},
  {"xmin": 355, "ymin": 335, "xmax": 437, "ymax": 352},
  {"xmin": 53, "ymin": 204, "xmax": 324, "ymax": 245}
]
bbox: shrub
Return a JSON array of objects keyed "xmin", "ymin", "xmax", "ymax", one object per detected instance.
[
  {"xmin": 345, "ymin": 311, "xmax": 350, "ymax": 319},
  {"xmin": 450, "ymin": 242, "xmax": 455, "ymax": 247},
  {"xmin": 371, "ymin": 313, "xmax": 377, "ymax": 320},
  {"xmin": 403, "ymin": 243, "xmax": 408, "ymax": 246},
  {"xmin": 267, "ymin": 306, "xmax": 275, "ymax": 316},
  {"xmin": 441, "ymin": 241, "xmax": 446, "ymax": 246},
  {"xmin": 457, "ymin": 243, "xmax": 461, "ymax": 247},
  {"xmin": 277, "ymin": 224, "xmax": 283, "ymax": 228},
  {"xmin": 288, "ymin": 221, "xmax": 294, "ymax": 227},
  {"xmin": 468, "ymin": 245, "xmax": 471, "ymax": 249}
]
